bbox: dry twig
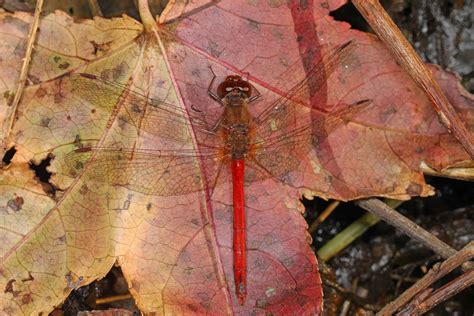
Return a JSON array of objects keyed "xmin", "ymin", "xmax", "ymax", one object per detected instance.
[
  {"xmin": 87, "ymin": 0, "xmax": 103, "ymax": 17},
  {"xmin": 309, "ymin": 200, "xmax": 340, "ymax": 233},
  {"xmin": 356, "ymin": 199, "xmax": 457, "ymax": 260},
  {"xmin": 4, "ymin": 0, "xmax": 44, "ymax": 150},
  {"xmin": 96, "ymin": 294, "xmax": 133, "ymax": 305},
  {"xmin": 377, "ymin": 241, "xmax": 474, "ymax": 315},
  {"xmin": 400, "ymin": 269, "xmax": 474, "ymax": 315}
]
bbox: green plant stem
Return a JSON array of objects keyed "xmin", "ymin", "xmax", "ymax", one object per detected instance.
[{"xmin": 317, "ymin": 199, "xmax": 402, "ymax": 262}]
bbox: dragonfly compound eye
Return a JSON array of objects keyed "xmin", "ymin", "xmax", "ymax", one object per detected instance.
[{"xmin": 217, "ymin": 75, "xmax": 253, "ymax": 99}]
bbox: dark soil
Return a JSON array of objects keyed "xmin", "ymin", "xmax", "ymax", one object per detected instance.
[{"xmin": 308, "ymin": 177, "xmax": 474, "ymax": 315}]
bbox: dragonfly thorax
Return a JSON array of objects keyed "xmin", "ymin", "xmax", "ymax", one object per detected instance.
[{"xmin": 226, "ymin": 123, "xmax": 250, "ymax": 160}]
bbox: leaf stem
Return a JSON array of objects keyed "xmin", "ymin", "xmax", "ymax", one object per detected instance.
[{"xmin": 137, "ymin": 0, "xmax": 158, "ymax": 32}]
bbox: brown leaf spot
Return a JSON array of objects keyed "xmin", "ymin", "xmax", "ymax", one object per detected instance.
[
  {"xmin": 296, "ymin": 0, "xmax": 309, "ymax": 10},
  {"xmin": 255, "ymin": 298, "xmax": 269, "ymax": 308},
  {"xmin": 3, "ymin": 90, "xmax": 15, "ymax": 106},
  {"xmin": 40, "ymin": 117, "xmax": 51, "ymax": 127},
  {"xmin": 14, "ymin": 41, "xmax": 26, "ymax": 57},
  {"xmin": 282, "ymin": 257, "xmax": 294, "ymax": 267},
  {"xmin": 118, "ymin": 116, "xmax": 128, "ymax": 129},
  {"xmin": 191, "ymin": 69, "xmax": 201, "ymax": 77},
  {"xmin": 205, "ymin": 272, "xmax": 214, "ymax": 281},
  {"xmin": 90, "ymin": 40, "xmax": 112, "ymax": 55},
  {"xmin": 36, "ymin": 87, "xmax": 47, "ymax": 98},
  {"xmin": 208, "ymin": 40, "xmax": 221, "ymax": 58},
  {"xmin": 7, "ymin": 196, "xmax": 24, "ymax": 212},
  {"xmin": 379, "ymin": 107, "xmax": 397, "ymax": 123},
  {"xmin": 131, "ymin": 279, "xmax": 140, "ymax": 291},
  {"xmin": 5, "ymin": 15, "xmax": 29, "ymax": 33},
  {"xmin": 91, "ymin": 108, "xmax": 96, "ymax": 114},
  {"xmin": 247, "ymin": 18, "xmax": 260, "ymax": 31},
  {"xmin": 100, "ymin": 61, "xmax": 129, "ymax": 81},
  {"xmin": 58, "ymin": 62, "xmax": 70, "ymax": 70},
  {"xmin": 28, "ymin": 74, "xmax": 40, "ymax": 84},
  {"xmin": 73, "ymin": 135, "xmax": 82, "ymax": 148},
  {"xmin": 187, "ymin": 303, "xmax": 199, "ymax": 312},
  {"xmin": 131, "ymin": 103, "xmax": 142, "ymax": 114},
  {"xmin": 21, "ymin": 293, "xmax": 32, "ymax": 304},
  {"xmin": 268, "ymin": 0, "xmax": 285, "ymax": 8},
  {"xmin": 272, "ymin": 28, "xmax": 284, "ymax": 40},
  {"xmin": 5, "ymin": 279, "xmax": 20, "ymax": 297},
  {"xmin": 21, "ymin": 272, "xmax": 34, "ymax": 282},
  {"xmin": 4, "ymin": 279, "xmax": 14, "ymax": 292},
  {"xmin": 79, "ymin": 184, "xmax": 88, "ymax": 195},
  {"xmin": 200, "ymin": 300, "xmax": 211, "ymax": 309},
  {"xmin": 114, "ymin": 62, "xmax": 130, "ymax": 79},
  {"xmin": 54, "ymin": 92, "xmax": 64, "ymax": 104},
  {"xmin": 406, "ymin": 182, "xmax": 422, "ymax": 196}
]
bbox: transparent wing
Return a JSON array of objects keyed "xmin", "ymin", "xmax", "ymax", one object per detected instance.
[
  {"xmin": 65, "ymin": 41, "xmax": 368, "ymax": 192},
  {"xmin": 247, "ymin": 41, "xmax": 372, "ymax": 181},
  {"xmin": 69, "ymin": 73, "xmax": 214, "ymax": 143},
  {"xmin": 66, "ymin": 73, "xmax": 227, "ymax": 196},
  {"xmin": 65, "ymin": 146, "xmax": 228, "ymax": 196},
  {"xmin": 253, "ymin": 41, "xmax": 355, "ymax": 134},
  {"xmin": 248, "ymin": 99, "xmax": 372, "ymax": 181}
]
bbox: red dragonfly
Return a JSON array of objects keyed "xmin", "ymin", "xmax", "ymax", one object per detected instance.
[{"xmin": 65, "ymin": 41, "xmax": 370, "ymax": 305}]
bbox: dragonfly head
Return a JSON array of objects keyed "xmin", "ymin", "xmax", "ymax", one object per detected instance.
[{"xmin": 217, "ymin": 75, "xmax": 252, "ymax": 105}]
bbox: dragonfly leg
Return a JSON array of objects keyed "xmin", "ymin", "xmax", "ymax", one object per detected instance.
[
  {"xmin": 208, "ymin": 66, "xmax": 224, "ymax": 105},
  {"xmin": 248, "ymin": 84, "xmax": 261, "ymax": 104},
  {"xmin": 210, "ymin": 116, "xmax": 223, "ymax": 133},
  {"xmin": 240, "ymin": 70, "xmax": 261, "ymax": 104}
]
